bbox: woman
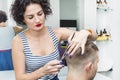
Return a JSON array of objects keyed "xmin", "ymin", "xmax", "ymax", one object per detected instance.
[
  {"xmin": 0, "ymin": 10, "xmax": 23, "ymax": 70},
  {"xmin": 11, "ymin": 0, "xmax": 98, "ymax": 80}
]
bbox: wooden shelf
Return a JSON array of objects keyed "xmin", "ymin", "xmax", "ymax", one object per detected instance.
[{"xmin": 97, "ymin": 36, "xmax": 110, "ymax": 41}]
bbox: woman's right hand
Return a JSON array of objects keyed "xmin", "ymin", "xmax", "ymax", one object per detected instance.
[{"xmin": 42, "ymin": 60, "xmax": 63, "ymax": 75}]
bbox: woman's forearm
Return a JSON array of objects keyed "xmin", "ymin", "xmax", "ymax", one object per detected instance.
[{"xmin": 15, "ymin": 67, "xmax": 45, "ymax": 80}]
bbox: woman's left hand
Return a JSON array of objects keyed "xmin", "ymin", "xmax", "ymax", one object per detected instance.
[{"xmin": 67, "ymin": 30, "xmax": 90, "ymax": 56}]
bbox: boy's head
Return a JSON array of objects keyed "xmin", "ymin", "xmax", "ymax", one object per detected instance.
[
  {"xmin": 0, "ymin": 10, "xmax": 8, "ymax": 23},
  {"xmin": 65, "ymin": 41, "xmax": 99, "ymax": 80}
]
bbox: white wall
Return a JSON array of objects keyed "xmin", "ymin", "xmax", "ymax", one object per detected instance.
[
  {"xmin": 84, "ymin": 0, "xmax": 96, "ymax": 30},
  {"xmin": 76, "ymin": 0, "xmax": 84, "ymax": 30},
  {"xmin": 76, "ymin": 0, "xmax": 96, "ymax": 30},
  {"xmin": 60, "ymin": 0, "xmax": 77, "ymax": 20},
  {"xmin": 110, "ymin": 0, "xmax": 120, "ymax": 80},
  {"xmin": 0, "ymin": 0, "xmax": 7, "ymax": 11},
  {"xmin": 45, "ymin": 0, "xmax": 60, "ymax": 27},
  {"xmin": 7, "ymin": 0, "xmax": 16, "ymax": 26}
]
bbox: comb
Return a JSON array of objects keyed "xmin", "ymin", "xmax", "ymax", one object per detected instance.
[{"xmin": 60, "ymin": 32, "xmax": 75, "ymax": 65}]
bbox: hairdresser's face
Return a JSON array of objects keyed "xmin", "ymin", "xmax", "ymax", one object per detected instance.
[
  {"xmin": 24, "ymin": 4, "xmax": 45, "ymax": 31},
  {"xmin": 88, "ymin": 53, "xmax": 99, "ymax": 80}
]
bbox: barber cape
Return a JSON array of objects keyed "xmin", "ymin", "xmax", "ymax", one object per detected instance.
[{"xmin": 0, "ymin": 26, "xmax": 15, "ymax": 50}]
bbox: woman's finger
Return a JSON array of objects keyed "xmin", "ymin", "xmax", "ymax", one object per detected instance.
[
  {"xmin": 69, "ymin": 42, "xmax": 81, "ymax": 56},
  {"xmin": 49, "ymin": 63, "xmax": 62, "ymax": 74},
  {"xmin": 81, "ymin": 43, "xmax": 85, "ymax": 55},
  {"xmin": 67, "ymin": 42, "xmax": 76, "ymax": 54},
  {"xmin": 68, "ymin": 34, "xmax": 73, "ymax": 43},
  {"xmin": 48, "ymin": 60, "xmax": 60, "ymax": 66}
]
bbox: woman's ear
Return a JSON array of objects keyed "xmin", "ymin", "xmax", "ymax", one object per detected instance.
[{"xmin": 85, "ymin": 62, "xmax": 93, "ymax": 72}]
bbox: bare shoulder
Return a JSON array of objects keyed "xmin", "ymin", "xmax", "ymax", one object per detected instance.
[
  {"xmin": 12, "ymin": 34, "xmax": 24, "ymax": 53},
  {"xmin": 12, "ymin": 34, "xmax": 22, "ymax": 44}
]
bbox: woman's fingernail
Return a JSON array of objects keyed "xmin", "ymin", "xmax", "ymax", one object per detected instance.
[
  {"xmin": 60, "ymin": 61, "xmax": 65, "ymax": 67},
  {"xmin": 60, "ymin": 61, "xmax": 63, "ymax": 64},
  {"xmin": 69, "ymin": 54, "xmax": 72, "ymax": 58},
  {"xmin": 67, "ymin": 42, "xmax": 70, "ymax": 45},
  {"xmin": 81, "ymin": 52, "xmax": 84, "ymax": 55},
  {"xmin": 62, "ymin": 65, "xmax": 65, "ymax": 67},
  {"xmin": 60, "ymin": 61, "xmax": 65, "ymax": 65},
  {"xmin": 64, "ymin": 53, "xmax": 69, "ymax": 57}
]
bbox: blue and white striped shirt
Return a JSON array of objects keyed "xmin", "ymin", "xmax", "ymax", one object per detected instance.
[{"xmin": 19, "ymin": 27, "xmax": 60, "ymax": 80}]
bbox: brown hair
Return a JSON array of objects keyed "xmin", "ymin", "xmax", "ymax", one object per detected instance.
[{"xmin": 65, "ymin": 41, "xmax": 99, "ymax": 69}]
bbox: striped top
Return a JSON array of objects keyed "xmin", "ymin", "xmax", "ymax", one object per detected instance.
[{"xmin": 19, "ymin": 27, "xmax": 60, "ymax": 80}]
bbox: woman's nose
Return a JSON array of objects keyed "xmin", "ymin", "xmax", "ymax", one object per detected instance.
[{"xmin": 34, "ymin": 16, "xmax": 40, "ymax": 23}]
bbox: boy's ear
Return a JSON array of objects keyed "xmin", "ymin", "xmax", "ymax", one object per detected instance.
[{"xmin": 85, "ymin": 62, "xmax": 93, "ymax": 72}]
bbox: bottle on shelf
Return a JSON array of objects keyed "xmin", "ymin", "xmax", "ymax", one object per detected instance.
[
  {"xmin": 100, "ymin": 30, "xmax": 103, "ymax": 36},
  {"xmin": 97, "ymin": 28, "xmax": 111, "ymax": 41},
  {"xmin": 99, "ymin": 0, "xmax": 102, "ymax": 4},
  {"xmin": 97, "ymin": 0, "xmax": 102, "ymax": 9},
  {"xmin": 103, "ymin": 0, "xmax": 108, "ymax": 11},
  {"xmin": 103, "ymin": 28, "xmax": 107, "ymax": 36},
  {"xmin": 104, "ymin": 0, "xmax": 107, "ymax": 4},
  {"xmin": 96, "ymin": 29, "xmax": 98, "ymax": 35}
]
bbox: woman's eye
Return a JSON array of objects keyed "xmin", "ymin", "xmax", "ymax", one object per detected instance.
[
  {"xmin": 28, "ymin": 16, "xmax": 33, "ymax": 19},
  {"xmin": 38, "ymin": 12, "xmax": 43, "ymax": 16}
]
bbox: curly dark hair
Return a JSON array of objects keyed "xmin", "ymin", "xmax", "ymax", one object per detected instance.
[
  {"xmin": 0, "ymin": 10, "xmax": 8, "ymax": 23},
  {"xmin": 11, "ymin": 0, "xmax": 52, "ymax": 25}
]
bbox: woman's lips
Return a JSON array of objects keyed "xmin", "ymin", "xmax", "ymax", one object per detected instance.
[{"xmin": 35, "ymin": 24, "xmax": 41, "ymax": 27}]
